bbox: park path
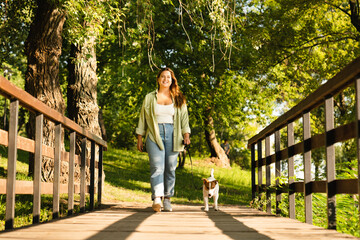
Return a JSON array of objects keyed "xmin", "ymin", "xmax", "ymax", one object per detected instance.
[{"xmin": 0, "ymin": 203, "xmax": 357, "ymax": 240}]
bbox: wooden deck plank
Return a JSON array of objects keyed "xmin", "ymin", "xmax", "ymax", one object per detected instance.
[{"xmin": 0, "ymin": 204, "xmax": 357, "ymax": 240}]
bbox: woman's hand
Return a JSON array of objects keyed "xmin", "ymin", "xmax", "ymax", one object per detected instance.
[
  {"xmin": 137, "ymin": 135, "xmax": 144, "ymax": 152},
  {"xmin": 183, "ymin": 133, "xmax": 191, "ymax": 145}
]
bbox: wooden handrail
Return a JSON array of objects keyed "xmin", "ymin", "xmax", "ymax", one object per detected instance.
[
  {"xmin": 0, "ymin": 75, "xmax": 106, "ymax": 229},
  {"xmin": 248, "ymin": 57, "xmax": 360, "ymax": 147},
  {"xmin": 248, "ymin": 56, "xmax": 360, "ymax": 231},
  {"xmin": 0, "ymin": 76, "xmax": 107, "ymax": 148},
  {"xmin": 0, "ymin": 179, "xmax": 95, "ymax": 195}
]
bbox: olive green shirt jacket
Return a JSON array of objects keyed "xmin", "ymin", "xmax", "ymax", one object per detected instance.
[{"xmin": 136, "ymin": 90, "xmax": 191, "ymax": 152}]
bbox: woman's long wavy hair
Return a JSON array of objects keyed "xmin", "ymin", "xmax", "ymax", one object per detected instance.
[{"xmin": 157, "ymin": 67, "xmax": 186, "ymax": 108}]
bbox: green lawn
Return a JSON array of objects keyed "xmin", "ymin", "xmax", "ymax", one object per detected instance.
[{"xmin": 102, "ymin": 147, "xmax": 252, "ymax": 206}]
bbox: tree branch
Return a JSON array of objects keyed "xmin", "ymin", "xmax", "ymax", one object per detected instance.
[
  {"xmin": 270, "ymin": 35, "xmax": 358, "ymax": 68},
  {"xmin": 178, "ymin": 0, "xmax": 193, "ymax": 51},
  {"xmin": 276, "ymin": 31, "xmax": 357, "ymax": 49},
  {"xmin": 324, "ymin": 1, "xmax": 351, "ymax": 17},
  {"xmin": 349, "ymin": 0, "xmax": 360, "ymax": 33}
]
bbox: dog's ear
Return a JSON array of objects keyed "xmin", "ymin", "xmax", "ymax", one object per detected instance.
[{"xmin": 202, "ymin": 178, "xmax": 208, "ymax": 184}]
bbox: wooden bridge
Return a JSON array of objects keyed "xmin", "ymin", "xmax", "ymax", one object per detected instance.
[
  {"xmin": 1, "ymin": 57, "xmax": 360, "ymax": 239},
  {"xmin": 0, "ymin": 203, "xmax": 357, "ymax": 240}
]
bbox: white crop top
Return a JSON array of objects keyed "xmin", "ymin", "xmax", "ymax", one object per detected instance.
[{"xmin": 155, "ymin": 103, "xmax": 174, "ymax": 123}]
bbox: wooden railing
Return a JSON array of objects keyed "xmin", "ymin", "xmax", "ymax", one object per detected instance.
[
  {"xmin": 0, "ymin": 76, "xmax": 107, "ymax": 229},
  {"xmin": 248, "ymin": 56, "xmax": 360, "ymax": 229}
]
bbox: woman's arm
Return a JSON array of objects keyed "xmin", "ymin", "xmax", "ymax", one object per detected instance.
[
  {"xmin": 136, "ymin": 97, "xmax": 147, "ymax": 152},
  {"xmin": 180, "ymin": 104, "xmax": 191, "ymax": 146},
  {"xmin": 137, "ymin": 134, "xmax": 144, "ymax": 152}
]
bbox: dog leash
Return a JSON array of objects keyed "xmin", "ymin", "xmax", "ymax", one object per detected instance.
[{"xmin": 184, "ymin": 143, "xmax": 202, "ymax": 190}]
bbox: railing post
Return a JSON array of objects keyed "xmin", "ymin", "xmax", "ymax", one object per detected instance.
[
  {"xmin": 265, "ymin": 135, "xmax": 271, "ymax": 214},
  {"xmin": 257, "ymin": 140, "xmax": 263, "ymax": 210},
  {"xmin": 0, "ymin": 76, "xmax": 108, "ymax": 227},
  {"xmin": 53, "ymin": 124, "xmax": 61, "ymax": 219},
  {"xmin": 5, "ymin": 99, "xmax": 19, "ymax": 230},
  {"xmin": 90, "ymin": 141, "xmax": 95, "ymax": 210},
  {"xmin": 80, "ymin": 137, "xmax": 87, "ymax": 213},
  {"xmin": 3, "ymin": 98, "xmax": 7, "ymax": 130},
  {"xmin": 287, "ymin": 122, "xmax": 295, "ymax": 219},
  {"xmin": 303, "ymin": 111, "xmax": 312, "ymax": 224},
  {"xmin": 68, "ymin": 131, "xmax": 76, "ymax": 216},
  {"xmin": 325, "ymin": 95, "xmax": 336, "ymax": 229},
  {"xmin": 356, "ymin": 76, "xmax": 360, "ymax": 230},
  {"xmin": 33, "ymin": 113, "xmax": 43, "ymax": 224},
  {"xmin": 98, "ymin": 145, "xmax": 103, "ymax": 207},
  {"xmin": 275, "ymin": 130, "xmax": 281, "ymax": 216},
  {"xmin": 251, "ymin": 143, "xmax": 256, "ymax": 201}
]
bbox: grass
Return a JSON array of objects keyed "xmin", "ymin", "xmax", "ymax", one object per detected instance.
[
  {"xmin": 0, "ymin": 146, "xmax": 252, "ymax": 230},
  {"xmin": 0, "ymin": 146, "xmax": 33, "ymax": 181},
  {"xmin": 102, "ymin": 148, "xmax": 252, "ymax": 206}
]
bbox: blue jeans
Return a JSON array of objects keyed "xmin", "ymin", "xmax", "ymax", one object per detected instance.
[{"xmin": 146, "ymin": 123, "xmax": 179, "ymax": 199}]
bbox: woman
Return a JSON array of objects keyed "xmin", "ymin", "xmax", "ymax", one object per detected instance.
[{"xmin": 136, "ymin": 67, "xmax": 191, "ymax": 212}]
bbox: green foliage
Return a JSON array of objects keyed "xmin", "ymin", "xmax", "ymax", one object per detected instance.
[
  {"xmin": 94, "ymin": 1, "xmax": 360, "ymax": 167},
  {"xmin": 337, "ymin": 194, "xmax": 359, "ymax": 237},
  {"xmin": 63, "ymin": 0, "xmax": 126, "ymax": 46},
  {"xmin": 3, "ymin": 0, "xmax": 360, "ymax": 170},
  {"xmin": 242, "ymin": 0, "xmax": 360, "ymax": 123},
  {"xmin": 0, "ymin": 0, "xmax": 34, "ymax": 73},
  {"xmin": 96, "ymin": 0, "xmax": 277, "ymax": 160}
]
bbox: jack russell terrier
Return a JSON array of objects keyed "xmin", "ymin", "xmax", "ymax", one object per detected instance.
[{"xmin": 203, "ymin": 168, "xmax": 219, "ymax": 211}]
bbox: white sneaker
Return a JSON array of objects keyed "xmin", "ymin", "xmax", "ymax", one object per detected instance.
[
  {"xmin": 152, "ymin": 198, "xmax": 162, "ymax": 212},
  {"xmin": 163, "ymin": 198, "xmax": 172, "ymax": 212}
]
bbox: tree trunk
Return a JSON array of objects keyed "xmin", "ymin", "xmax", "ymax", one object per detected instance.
[
  {"xmin": 349, "ymin": 0, "xmax": 360, "ymax": 33},
  {"xmin": 98, "ymin": 107, "xmax": 107, "ymax": 141},
  {"xmin": 67, "ymin": 36, "xmax": 102, "ymax": 185},
  {"xmin": 25, "ymin": 0, "xmax": 66, "ymax": 180},
  {"xmin": 67, "ymin": 38, "xmax": 102, "ymax": 149},
  {"xmin": 204, "ymin": 110, "xmax": 230, "ymax": 168}
]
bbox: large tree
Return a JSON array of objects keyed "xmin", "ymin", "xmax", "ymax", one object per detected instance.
[
  {"xmin": 66, "ymin": 1, "xmax": 124, "ymax": 148},
  {"xmin": 25, "ymin": 0, "xmax": 66, "ymax": 180},
  {"xmin": 66, "ymin": 1, "xmax": 102, "ymax": 153}
]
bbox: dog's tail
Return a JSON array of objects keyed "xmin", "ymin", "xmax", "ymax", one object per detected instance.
[{"xmin": 210, "ymin": 168, "xmax": 214, "ymax": 178}]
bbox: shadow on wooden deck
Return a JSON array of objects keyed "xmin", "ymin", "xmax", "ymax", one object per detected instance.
[
  {"xmin": 206, "ymin": 209, "xmax": 273, "ymax": 240},
  {"xmin": 87, "ymin": 206, "xmax": 156, "ymax": 240},
  {"xmin": 86, "ymin": 204, "xmax": 273, "ymax": 240},
  {"xmin": 0, "ymin": 204, "xmax": 357, "ymax": 240}
]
